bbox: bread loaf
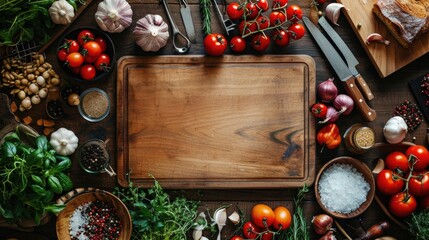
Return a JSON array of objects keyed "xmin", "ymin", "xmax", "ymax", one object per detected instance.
[{"xmin": 373, "ymin": 0, "xmax": 429, "ymax": 48}]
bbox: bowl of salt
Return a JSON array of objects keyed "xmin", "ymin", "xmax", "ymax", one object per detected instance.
[{"xmin": 315, "ymin": 156, "xmax": 375, "ymax": 219}]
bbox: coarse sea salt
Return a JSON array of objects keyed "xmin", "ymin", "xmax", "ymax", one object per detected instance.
[
  {"xmin": 69, "ymin": 202, "xmax": 91, "ymax": 240},
  {"xmin": 318, "ymin": 163, "xmax": 370, "ymax": 214}
]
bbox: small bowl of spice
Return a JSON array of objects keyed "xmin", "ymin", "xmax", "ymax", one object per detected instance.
[
  {"xmin": 315, "ymin": 156, "xmax": 375, "ymax": 219},
  {"xmin": 78, "ymin": 88, "xmax": 110, "ymax": 122},
  {"xmin": 77, "ymin": 139, "xmax": 116, "ymax": 176},
  {"xmin": 56, "ymin": 190, "xmax": 131, "ymax": 240}
]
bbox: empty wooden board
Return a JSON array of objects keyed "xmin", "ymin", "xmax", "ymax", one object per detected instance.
[
  {"xmin": 116, "ymin": 55, "xmax": 316, "ymax": 189},
  {"xmin": 337, "ymin": 0, "xmax": 429, "ymax": 78}
]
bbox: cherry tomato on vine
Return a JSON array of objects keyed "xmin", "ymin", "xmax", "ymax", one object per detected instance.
[
  {"xmin": 80, "ymin": 64, "xmax": 97, "ymax": 80},
  {"xmin": 389, "ymin": 192, "xmax": 417, "ymax": 217},
  {"xmin": 272, "ymin": 206, "xmax": 292, "ymax": 230},
  {"xmin": 61, "ymin": 39, "xmax": 80, "ymax": 53},
  {"xmin": 226, "ymin": 2, "xmax": 244, "ymax": 21},
  {"xmin": 251, "ymin": 204, "xmax": 275, "ymax": 228},
  {"xmin": 376, "ymin": 169, "xmax": 404, "ymax": 195},
  {"xmin": 66, "ymin": 52, "xmax": 84, "ymax": 68},
  {"xmin": 204, "ymin": 34, "xmax": 227, "ymax": 56},
  {"xmin": 230, "ymin": 236, "xmax": 243, "ymax": 240},
  {"xmin": 288, "ymin": 23, "xmax": 305, "ymax": 40},
  {"xmin": 94, "ymin": 53, "xmax": 111, "ymax": 71},
  {"xmin": 230, "ymin": 36, "xmax": 246, "ymax": 53},
  {"xmin": 385, "ymin": 151, "xmax": 410, "ymax": 172},
  {"xmin": 261, "ymin": 232, "xmax": 274, "ymax": 240},
  {"xmin": 408, "ymin": 171, "xmax": 429, "ymax": 196},
  {"xmin": 242, "ymin": 221, "xmax": 261, "ymax": 239},
  {"xmin": 272, "ymin": 0, "xmax": 288, "ymax": 9},
  {"xmin": 317, "ymin": 0, "xmax": 327, "ymax": 4},
  {"xmin": 94, "ymin": 37, "xmax": 107, "ymax": 52},
  {"xmin": 256, "ymin": 15, "xmax": 270, "ymax": 30},
  {"xmin": 405, "ymin": 145, "xmax": 429, "ymax": 171},
  {"xmin": 419, "ymin": 194, "xmax": 429, "ymax": 209},
  {"xmin": 286, "ymin": 5, "xmax": 303, "ymax": 22},
  {"xmin": 256, "ymin": 0, "xmax": 269, "ymax": 11},
  {"xmin": 84, "ymin": 54, "xmax": 97, "ymax": 63},
  {"xmin": 269, "ymin": 11, "xmax": 286, "ymax": 27},
  {"xmin": 70, "ymin": 66, "xmax": 81, "ymax": 75},
  {"xmin": 311, "ymin": 103, "xmax": 328, "ymax": 118},
  {"xmin": 77, "ymin": 29, "xmax": 95, "ymax": 46},
  {"xmin": 238, "ymin": 20, "xmax": 258, "ymax": 36},
  {"xmin": 57, "ymin": 49, "xmax": 68, "ymax": 62},
  {"xmin": 246, "ymin": 2, "xmax": 259, "ymax": 19},
  {"xmin": 82, "ymin": 41, "xmax": 102, "ymax": 58},
  {"xmin": 251, "ymin": 34, "xmax": 270, "ymax": 52},
  {"xmin": 272, "ymin": 29, "xmax": 290, "ymax": 47}
]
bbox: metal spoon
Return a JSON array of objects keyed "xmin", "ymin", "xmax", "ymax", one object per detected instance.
[{"xmin": 161, "ymin": 0, "xmax": 191, "ymax": 53}]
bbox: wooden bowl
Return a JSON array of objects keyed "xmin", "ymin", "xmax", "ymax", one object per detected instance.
[
  {"xmin": 56, "ymin": 191, "xmax": 131, "ymax": 240},
  {"xmin": 315, "ymin": 156, "xmax": 375, "ymax": 219}
]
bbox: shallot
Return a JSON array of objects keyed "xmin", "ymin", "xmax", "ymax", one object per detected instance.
[
  {"xmin": 319, "ymin": 106, "xmax": 340, "ymax": 124},
  {"xmin": 318, "ymin": 78, "xmax": 338, "ymax": 102},
  {"xmin": 333, "ymin": 94, "xmax": 354, "ymax": 115},
  {"xmin": 312, "ymin": 214, "xmax": 334, "ymax": 235}
]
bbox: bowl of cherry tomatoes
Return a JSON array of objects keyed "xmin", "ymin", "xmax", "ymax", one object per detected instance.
[{"xmin": 57, "ymin": 27, "xmax": 115, "ymax": 83}]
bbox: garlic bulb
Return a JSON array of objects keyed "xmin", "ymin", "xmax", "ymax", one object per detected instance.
[
  {"xmin": 133, "ymin": 14, "xmax": 169, "ymax": 52},
  {"xmin": 95, "ymin": 0, "xmax": 133, "ymax": 33},
  {"xmin": 49, "ymin": 0, "xmax": 75, "ymax": 25},
  {"xmin": 325, "ymin": 3, "xmax": 345, "ymax": 26},
  {"xmin": 383, "ymin": 116, "xmax": 407, "ymax": 144},
  {"xmin": 50, "ymin": 128, "xmax": 79, "ymax": 156}
]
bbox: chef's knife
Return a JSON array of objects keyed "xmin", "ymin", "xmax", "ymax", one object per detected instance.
[
  {"xmin": 303, "ymin": 17, "xmax": 376, "ymax": 122},
  {"xmin": 318, "ymin": 16, "xmax": 374, "ymax": 101},
  {"xmin": 179, "ymin": 0, "xmax": 196, "ymax": 43}
]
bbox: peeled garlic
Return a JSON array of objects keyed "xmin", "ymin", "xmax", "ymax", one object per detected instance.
[
  {"xmin": 383, "ymin": 116, "xmax": 407, "ymax": 144},
  {"xmin": 366, "ymin": 33, "xmax": 390, "ymax": 45},
  {"xmin": 228, "ymin": 211, "xmax": 240, "ymax": 225},
  {"xmin": 325, "ymin": 3, "xmax": 345, "ymax": 26},
  {"xmin": 192, "ymin": 229, "xmax": 202, "ymax": 240}
]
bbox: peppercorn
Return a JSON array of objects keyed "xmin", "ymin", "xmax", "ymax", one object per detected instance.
[
  {"xmin": 47, "ymin": 100, "xmax": 64, "ymax": 119},
  {"xmin": 80, "ymin": 143, "xmax": 108, "ymax": 172},
  {"xmin": 393, "ymin": 100, "xmax": 423, "ymax": 132}
]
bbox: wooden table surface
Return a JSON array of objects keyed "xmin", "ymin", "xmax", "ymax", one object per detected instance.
[{"xmin": 1, "ymin": 0, "xmax": 429, "ymax": 239}]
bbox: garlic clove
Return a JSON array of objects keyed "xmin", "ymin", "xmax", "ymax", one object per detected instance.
[
  {"xmin": 192, "ymin": 229, "xmax": 203, "ymax": 240},
  {"xmin": 372, "ymin": 158, "xmax": 385, "ymax": 174},
  {"xmin": 325, "ymin": 3, "xmax": 345, "ymax": 26},
  {"xmin": 200, "ymin": 237, "xmax": 209, "ymax": 240},
  {"xmin": 366, "ymin": 33, "xmax": 390, "ymax": 45},
  {"xmin": 228, "ymin": 211, "xmax": 240, "ymax": 225}
]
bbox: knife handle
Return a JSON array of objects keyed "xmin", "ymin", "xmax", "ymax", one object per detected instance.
[
  {"xmin": 342, "ymin": 77, "xmax": 377, "ymax": 122},
  {"xmin": 355, "ymin": 74, "xmax": 374, "ymax": 101}
]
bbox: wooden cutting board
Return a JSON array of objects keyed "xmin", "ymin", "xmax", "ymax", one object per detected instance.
[
  {"xmin": 116, "ymin": 55, "xmax": 316, "ymax": 189},
  {"xmin": 337, "ymin": 0, "xmax": 429, "ymax": 78}
]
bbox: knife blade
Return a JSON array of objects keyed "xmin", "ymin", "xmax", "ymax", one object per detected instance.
[
  {"xmin": 318, "ymin": 16, "xmax": 374, "ymax": 101},
  {"xmin": 303, "ymin": 17, "xmax": 376, "ymax": 122},
  {"xmin": 179, "ymin": 0, "xmax": 196, "ymax": 43}
]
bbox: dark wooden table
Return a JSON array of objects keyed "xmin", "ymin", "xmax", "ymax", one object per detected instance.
[{"xmin": 2, "ymin": 0, "xmax": 429, "ymax": 239}]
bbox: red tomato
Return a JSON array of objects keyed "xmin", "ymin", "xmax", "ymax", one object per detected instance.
[
  {"xmin": 77, "ymin": 29, "xmax": 95, "ymax": 46},
  {"xmin": 317, "ymin": 0, "xmax": 327, "ymax": 4},
  {"xmin": 66, "ymin": 52, "xmax": 84, "ymax": 68},
  {"xmin": 269, "ymin": 11, "xmax": 286, "ymax": 27},
  {"xmin": 419, "ymin": 194, "xmax": 429, "ymax": 209},
  {"xmin": 376, "ymin": 169, "xmax": 404, "ymax": 195},
  {"xmin": 238, "ymin": 20, "xmax": 258, "ymax": 36},
  {"xmin": 406, "ymin": 145, "xmax": 429, "ymax": 171},
  {"xmin": 311, "ymin": 103, "xmax": 328, "ymax": 118},
  {"xmin": 389, "ymin": 192, "xmax": 417, "ymax": 217},
  {"xmin": 226, "ymin": 2, "xmax": 244, "ymax": 21},
  {"xmin": 272, "ymin": 206, "xmax": 292, "ymax": 231},
  {"xmin": 60, "ymin": 39, "xmax": 80, "ymax": 53},
  {"xmin": 80, "ymin": 64, "xmax": 97, "ymax": 80},
  {"xmin": 272, "ymin": 29, "xmax": 290, "ymax": 47},
  {"xmin": 288, "ymin": 23, "xmax": 305, "ymax": 40},
  {"xmin": 57, "ymin": 49, "xmax": 68, "ymax": 62},
  {"xmin": 256, "ymin": 15, "xmax": 270, "ymax": 30},
  {"xmin": 230, "ymin": 236, "xmax": 243, "ymax": 240},
  {"xmin": 94, "ymin": 37, "xmax": 107, "ymax": 52},
  {"xmin": 84, "ymin": 54, "xmax": 98, "ymax": 63},
  {"xmin": 230, "ymin": 36, "xmax": 246, "ymax": 53},
  {"xmin": 70, "ymin": 66, "xmax": 81, "ymax": 75},
  {"xmin": 286, "ymin": 5, "xmax": 303, "ymax": 22},
  {"xmin": 251, "ymin": 204, "xmax": 275, "ymax": 228},
  {"xmin": 251, "ymin": 34, "xmax": 270, "ymax": 52},
  {"xmin": 256, "ymin": 0, "xmax": 269, "ymax": 11},
  {"xmin": 204, "ymin": 34, "xmax": 227, "ymax": 56},
  {"xmin": 242, "ymin": 221, "xmax": 261, "ymax": 239},
  {"xmin": 272, "ymin": 0, "xmax": 288, "ymax": 9},
  {"xmin": 82, "ymin": 41, "xmax": 102, "ymax": 58},
  {"xmin": 94, "ymin": 53, "xmax": 111, "ymax": 71},
  {"xmin": 385, "ymin": 151, "xmax": 410, "ymax": 172},
  {"xmin": 409, "ymin": 171, "xmax": 429, "ymax": 196},
  {"xmin": 246, "ymin": 2, "xmax": 259, "ymax": 19},
  {"xmin": 261, "ymin": 232, "xmax": 274, "ymax": 240}
]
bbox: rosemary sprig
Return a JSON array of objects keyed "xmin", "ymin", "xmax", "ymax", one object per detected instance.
[{"xmin": 199, "ymin": 0, "xmax": 212, "ymax": 35}]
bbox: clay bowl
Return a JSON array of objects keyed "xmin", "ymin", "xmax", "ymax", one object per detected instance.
[
  {"xmin": 315, "ymin": 156, "xmax": 375, "ymax": 219},
  {"xmin": 56, "ymin": 191, "xmax": 131, "ymax": 240}
]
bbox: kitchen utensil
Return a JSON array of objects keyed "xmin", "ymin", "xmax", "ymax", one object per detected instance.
[
  {"xmin": 116, "ymin": 55, "xmax": 316, "ymax": 189},
  {"xmin": 318, "ymin": 16, "xmax": 373, "ymax": 101},
  {"xmin": 303, "ymin": 17, "xmax": 376, "ymax": 122},
  {"xmin": 179, "ymin": 0, "xmax": 196, "ymax": 43},
  {"xmin": 161, "ymin": 0, "xmax": 191, "ymax": 53},
  {"xmin": 212, "ymin": 0, "xmax": 235, "ymax": 35}
]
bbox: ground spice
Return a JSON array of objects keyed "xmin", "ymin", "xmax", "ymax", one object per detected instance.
[{"xmin": 82, "ymin": 91, "xmax": 108, "ymax": 118}]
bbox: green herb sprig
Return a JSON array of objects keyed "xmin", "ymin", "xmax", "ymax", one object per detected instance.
[
  {"xmin": 199, "ymin": 0, "xmax": 212, "ymax": 35},
  {"xmin": 408, "ymin": 210, "xmax": 429, "ymax": 240}
]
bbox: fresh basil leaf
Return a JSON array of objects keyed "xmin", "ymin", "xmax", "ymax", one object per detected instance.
[
  {"xmin": 35, "ymin": 136, "xmax": 48, "ymax": 151},
  {"xmin": 2, "ymin": 141, "xmax": 16, "ymax": 158},
  {"xmin": 3, "ymin": 133, "xmax": 20, "ymax": 143}
]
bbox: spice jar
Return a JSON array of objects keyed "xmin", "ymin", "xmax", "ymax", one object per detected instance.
[
  {"xmin": 77, "ymin": 139, "xmax": 116, "ymax": 176},
  {"xmin": 78, "ymin": 88, "xmax": 110, "ymax": 122},
  {"xmin": 343, "ymin": 124, "xmax": 375, "ymax": 154}
]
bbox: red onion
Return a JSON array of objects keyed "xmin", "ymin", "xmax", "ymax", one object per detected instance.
[
  {"xmin": 318, "ymin": 106, "xmax": 339, "ymax": 124},
  {"xmin": 333, "ymin": 94, "xmax": 354, "ymax": 115},
  {"xmin": 312, "ymin": 214, "xmax": 334, "ymax": 235},
  {"xmin": 317, "ymin": 78, "xmax": 338, "ymax": 102},
  {"xmin": 319, "ymin": 230, "xmax": 337, "ymax": 240}
]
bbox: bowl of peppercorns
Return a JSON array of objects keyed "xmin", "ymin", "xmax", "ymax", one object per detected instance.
[
  {"xmin": 77, "ymin": 139, "xmax": 116, "ymax": 176},
  {"xmin": 56, "ymin": 190, "xmax": 132, "ymax": 240}
]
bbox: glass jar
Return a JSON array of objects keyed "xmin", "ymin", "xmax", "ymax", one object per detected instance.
[{"xmin": 343, "ymin": 124, "xmax": 375, "ymax": 154}]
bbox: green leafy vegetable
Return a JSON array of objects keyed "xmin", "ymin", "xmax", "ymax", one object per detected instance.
[{"xmin": 408, "ymin": 210, "xmax": 429, "ymax": 240}]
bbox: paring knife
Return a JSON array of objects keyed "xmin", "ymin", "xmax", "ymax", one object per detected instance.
[
  {"xmin": 318, "ymin": 16, "xmax": 374, "ymax": 101},
  {"xmin": 303, "ymin": 17, "xmax": 377, "ymax": 122},
  {"xmin": 179, "ymin": 0, "xmax": 196, "ymax": 43}
]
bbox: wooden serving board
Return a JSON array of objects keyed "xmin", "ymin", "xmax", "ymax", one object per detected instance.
[
  {"xmin": 116, "ymin": 55, "xmax": 316, "ymax": 189},
  {"xmin": 337, "ymin": 0, "xmax": 429, "ymax": 78}
]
